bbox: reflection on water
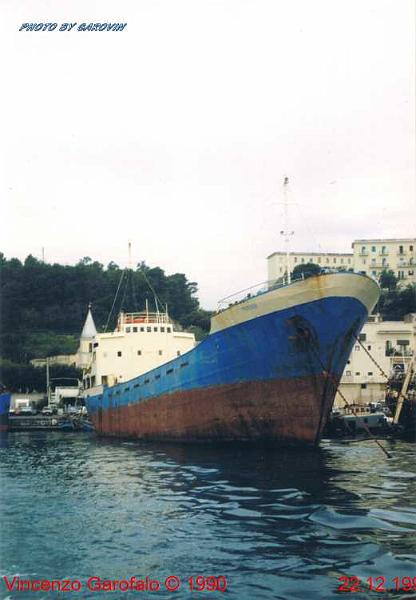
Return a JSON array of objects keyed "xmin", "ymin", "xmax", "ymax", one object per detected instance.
[{"xmin": 0, "ymin": 433, "xmax": 415, "ymax": 599}]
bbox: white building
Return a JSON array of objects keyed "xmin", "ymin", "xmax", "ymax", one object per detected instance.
[
  {"xmin": 337, "ymin": 313, "xmax": 416, "ymax": 407},
  {"xmin": 77, "ymin": 304, "xmax": 98, "ymax": 369},
  {"xmin": 267, "ymin": 251, "xmax": 353, "ymax": 282},
  {"xmin": 352, "ymin": 238, "xmax": 415, "ymax": 286},
  {"xmin": 82, "ymin": 310, "xmax": 196, "ymax": 392},
  {"xmin": 267, "ymin": 237, "xmax": 416, "ymax": 287}
]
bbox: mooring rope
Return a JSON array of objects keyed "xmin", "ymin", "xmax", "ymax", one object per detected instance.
[{"xmin": 306, "ymin": 341, "xmax": 392, "ymax": 458}]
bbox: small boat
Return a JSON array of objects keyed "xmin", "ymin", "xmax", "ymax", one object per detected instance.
[{"xmin": 0, "ymin": 389, "xmax": 11, "ymax": 432}]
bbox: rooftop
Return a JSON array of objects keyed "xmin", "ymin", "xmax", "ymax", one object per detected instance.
[{"xmin": 267, "ymin": 250, "xmax": 353, "ymax": 259}]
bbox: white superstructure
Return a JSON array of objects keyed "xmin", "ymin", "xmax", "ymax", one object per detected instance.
[{"xmin": 83, "ymin": 310, "xmax": 196, "ymax": 391}]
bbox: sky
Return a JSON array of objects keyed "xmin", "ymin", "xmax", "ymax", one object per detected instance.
[{"xmin": 1, "ymin": 0, "xmax": 415, "ymax": 309}]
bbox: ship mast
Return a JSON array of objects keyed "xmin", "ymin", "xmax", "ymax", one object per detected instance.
[{"xmin": 280, "ymin": 176, "xmax": 294, "ymax": 284}]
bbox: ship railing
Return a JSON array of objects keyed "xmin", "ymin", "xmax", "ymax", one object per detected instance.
[
  {"xmin": 216, "ymin": 274, "xmax": 306, "ymax": 312},
  {"xmin": 216, "ymin": 269, "xmax": 371, "ymax": 312},
  {"xmin": 118, "ymin": 312, "xmax": 171, "ymax": 325}
]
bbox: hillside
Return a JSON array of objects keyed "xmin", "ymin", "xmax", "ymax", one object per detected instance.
[{"xmin": 0, "ymin": 253, "xmax": 212, "ymax": 391}]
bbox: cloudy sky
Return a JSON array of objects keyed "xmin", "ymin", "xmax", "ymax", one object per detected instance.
[{"xmin": 1, "ymin": 0, "xmax": 414, "ymax": 308}]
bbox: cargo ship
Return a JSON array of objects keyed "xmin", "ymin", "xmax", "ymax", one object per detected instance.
[
  {"xmin": 0, "ymin": 390, "xmax": 11, "ymax": 432},
  {"xmin": 83, "ymin": 271, "xmax": 380, "ymax": 445}
]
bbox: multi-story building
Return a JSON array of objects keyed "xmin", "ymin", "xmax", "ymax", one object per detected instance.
[
  {"xmin": 267, "ymin": 251, "xmax": 353, "ymax": 282},
  {"xmin": 336, "ymin": 313, "xmax": 416, "ymax": 408},
  {"xmin": 267, "ymin": 238, "xmax": 416, "ymax": 286},
  {"xmin": 352, "ymin": 238, "xmax": 415, "ymax": 285}
]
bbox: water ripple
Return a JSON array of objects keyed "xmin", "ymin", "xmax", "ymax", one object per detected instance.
[{"xmin": 0, "ymin": 433, "xmax": 415, "ymax": 599}]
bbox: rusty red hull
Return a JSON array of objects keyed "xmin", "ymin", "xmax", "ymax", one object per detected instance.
[{"xmin": 90, "ymin": 374, "xmax": 337, "ymax": 446}]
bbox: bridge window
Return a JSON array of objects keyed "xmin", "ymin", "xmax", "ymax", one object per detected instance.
[{"xmin": 117, "ymin": 351, "xmax": 122, "ymax": 357}]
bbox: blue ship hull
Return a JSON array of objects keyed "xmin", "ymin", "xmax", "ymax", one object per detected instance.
[{"xmin": 86, "ymin": 273, "xmax": 380, "ymax": 445}]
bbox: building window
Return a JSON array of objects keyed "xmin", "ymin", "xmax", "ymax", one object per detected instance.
[
  {"xmin": 362, "ymin": 259, "xmax": 366, "ymax": 265},
  {"xmin": 137, "ymin": 350, "xmax": 142, "ymax": 356},
  {"xmin": 346, "ymin": 370, "xmax": 351, "ymax": 376},
  {"xmin": 371, "ymin": 246, "xmax": 376, "ymax": 252},
  {"xmin": 89, "ymin": 343, "xmax": 93, "ymax": 352},
  {"xmin": 399, "ymin": 245, "xmax": 404, "ymax": 254},
  {"xmin": 348, "ymin": 258, "xmax": 351, "ymax": 264},
  {"xmin": 410, "ymin": 245, "xmax": 413, "ymax": 251},
  {"xmin": 367, "ymin": 345, "xmax": 371, "ymax": 351},
  {"xmin": 361, "ymin": 383, "xmax": 367, "ymax": 389},
  {"xmin": 355, "ymin": 345, "xmax": 360, "ymax": 351},
  {"xmin": 340, "ymin": 258, "xmax": 344, "ymax": 264},
  {"xmin": 117, "ymin": 351, "xmax": 122, "ymax": 357},
  {"xmin": 294, "ymin": 257, "xmax": 298, "ymax": 263},
  {"xmin": 372, "ymin": 271, "xmax": 377, "ymax": 277},
  {"xmin": 158, "ymin": 350, "xmax": 163, "ymax": 355},
  {"xmin": 177, "ymin": 350, "xmax": 181, "ymax": 356},
  {"xmin": 382, "ymin": 246, "xmax": 386, "ymax": 254},
  {"xmin": 140, "ymin": 327, "xmax": 145, "ymax": 332},
  {"xmin": 167, "ymin": 327, "xmax": 171, "ymax": 333},
  {"xmin": 161, "ymin": 327, "xmax": 165, "ymax": 332},
  {"xmin": 333, "ymin": 258, "xmax": 336, "ymax": 263},
  {"xmin": 361, "ymin": 246, "xmax": 366, "ymax": 253},
  {"xmin": 368, "ymin": 372, "xmax": 373, "ymax": 376},
  {"xmin": 133, "ymin": 327, "xmax": 138, "ymax": 332},
  {"xmin": 126, "ymin": 327, "xmax": 131, "ymax": 333},
  {"xmin": 359, "ymin": 333, "xmax": 366, "ymax": 341},
  {"xmin": 301, "ymin": 258, "xmax": 305, "ymax": 263},
  {"xmin": 355, "ymin": 372, "xmax": 360, "ymax": 376},
  {"xmin": 147, "ymin": 327, "xmax": 151, "ymax": 332},
  {"xmin": 326, "ymin": 258, "xmax": 329, "ymax": 263}
]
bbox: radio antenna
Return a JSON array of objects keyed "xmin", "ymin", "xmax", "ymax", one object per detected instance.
[{"xmin": 280, "ymin": 176, "xmax": 294, "ymax": 284}]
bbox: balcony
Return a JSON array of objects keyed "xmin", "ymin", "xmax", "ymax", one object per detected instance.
[
  {"xmin": 397, "ymin": 250, "xmax": 407, "ymax": 256},
  {"xmin": 385, "ymin": 347, "xmax": 413, "ymax": 357},
  {"xmin": 378, "ymin": 250, "xmax": 389, "ymax": 256},
  {"xmin": 359, "ymin": 250, "xmax": 368, "ymax": 256}
]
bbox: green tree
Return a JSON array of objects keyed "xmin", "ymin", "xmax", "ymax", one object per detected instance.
[
  {"xmin": 377, "ymin": 284, "xmax": 416, "ymax": 321},
  {"xmin": 379, "ymin": 269, "xmax": 398, "ymax": 291},
  {"xmin": 292, "ymin": 262, "xmax": 321, "ymax": 280}
]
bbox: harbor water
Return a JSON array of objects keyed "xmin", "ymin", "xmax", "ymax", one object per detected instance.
[{"xmin": 0, "ymin": 433, "xmax": 415, "ymax": 599}]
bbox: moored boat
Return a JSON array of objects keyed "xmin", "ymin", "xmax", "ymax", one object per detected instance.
[
  {"xmin": 0, "ymin": 390, "xmax": 11, "ymax": 432},
  {"xmin": 84, "ymin": 271, "xmax": 380, "ymax": 446}
]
